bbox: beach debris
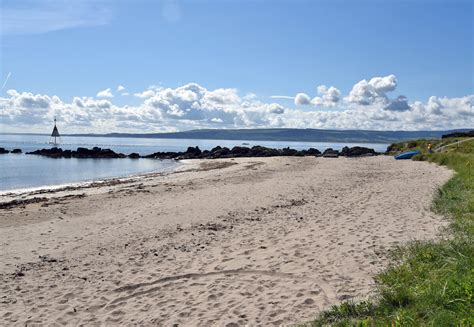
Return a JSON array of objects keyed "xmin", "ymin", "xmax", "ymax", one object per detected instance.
[
  {"xmin": 39, "ymin": 255, "xmax": 59, "ymax": 263},
  {"xmin": 0, "ymin": 197, "xmax": 48, "ymax": 210}
]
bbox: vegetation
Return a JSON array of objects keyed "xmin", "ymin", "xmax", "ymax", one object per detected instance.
[{"xmin": 309, "ymin": 137, "xmax": 474, "ymax": 326}]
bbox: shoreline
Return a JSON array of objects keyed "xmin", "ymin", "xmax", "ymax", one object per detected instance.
[
  {"xmin": 0, "ymin": 159, "xmax": 202, "ymax": 206},
  {"xmin": 0, "ymin": 156, "xmax": 452, "ymax": 325},
  {"xmin": 0, "ymin": 160, "xmax": 188, "ymax": 199}
]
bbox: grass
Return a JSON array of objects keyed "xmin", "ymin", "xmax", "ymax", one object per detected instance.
[{"xmin": 308, "ymin": 138, "xmax": 474, "ymax": 326}]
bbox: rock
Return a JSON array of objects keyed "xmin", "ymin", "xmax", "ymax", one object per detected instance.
[
  {"xmin": 186, "ymin": 146, "xmax": 202, "ymax": 156},
  {"xmin": 128, "ymin": 153, "xmax": 140, "ymax": 159},
  {"xmin": 282, "ymin": 147, "xmax": 301, "ymax": 156},
  {"xmin": 210, "ymin": 146, "xmax": 230, "ymax": 158},
  {"xmin": 0, "ymin": 147, "xmax": 10, "ymax": 154},
  {"xmin": 26, "ymin": 147, "xmax": 126, "ymax": 159},
  {"xmin": 303, "ymin": 298, "xmax": 315, "ymax": 305},
  {"xmin": 230, "ymin": 146, "xmax": 251, "ymax": 157},
  {"xmin": 176, "ymin": 146, "xmax": 203, "ymax": 159},
  {"xmin": 249, "ymin": 146, "xmax": 280, "ymax": 157},
  {"xmin": 340, "ymin": 146, "xmax": 376, "ymax": 157},
  {"xmin": 144, "ymin": 151, "xmax": 182, "ymax": 159},
  {"xmin": 11, "ymin": 148, "xmax": 22, "ymax": 154},
  {"xmin": 302, "ymin": 148, "xmax": 321, "ymax": 156},
  {"xmin": 322, "ymin": 148, "xmax": 339, "ymax": 158}
]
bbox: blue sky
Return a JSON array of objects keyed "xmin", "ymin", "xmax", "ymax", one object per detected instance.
[{"xmin": 0, "ymin": 0, "xmax": 473, "ymax": 132}]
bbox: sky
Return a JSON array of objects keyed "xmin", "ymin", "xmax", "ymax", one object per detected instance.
[{"xmin": 0, "ymin": 0, "xmax": 473, "ymax": 133}]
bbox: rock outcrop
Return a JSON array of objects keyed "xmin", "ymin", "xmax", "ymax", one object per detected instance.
[
  {"xmin": 26, "ymin": 147, "xmax": 126, "ymax": 159},
  {"xmin": 322, "ymin": 148, "xmax": 339, "ymax": 158},
  {"xmin": 23, "ymin": 145, "xmax": 378, "ymax": 160},
  {"xmin": 145, "ymin": 145, "xmax": 327, "ymax": 159},
  {"xmin": 0, "ymin": 147, "xmax": 10, "ymax": 154},
  {"xmin": 340, "ymin": 146, "xmax": 376, "ymax": 157}
]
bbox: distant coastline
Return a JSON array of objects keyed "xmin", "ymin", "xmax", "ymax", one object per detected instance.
[{"xmin": 2, "ymin": 128, "xmax": 471, "ymax": 143}]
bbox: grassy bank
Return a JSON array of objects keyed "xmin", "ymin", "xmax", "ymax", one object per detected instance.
[{"xmin": 309, "ymin": 138, "xmax": 474, "ymax": 326}]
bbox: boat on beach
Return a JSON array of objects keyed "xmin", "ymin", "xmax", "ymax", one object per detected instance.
[{"xmin": 395, "ymin": 150, "xmax": 420, "ymax": 160}]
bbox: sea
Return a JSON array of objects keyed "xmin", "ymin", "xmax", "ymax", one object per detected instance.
[{"xmin": 0, "ymin": 134, "xmax": 390, "ymax": 193}]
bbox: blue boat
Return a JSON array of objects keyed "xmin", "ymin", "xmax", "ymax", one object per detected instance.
[{"xmin": 395, "ymin": 151, "xmax": 421, "ymax": 160}]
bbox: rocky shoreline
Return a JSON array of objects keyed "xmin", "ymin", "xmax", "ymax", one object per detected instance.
[{"xmin": 0, "ymin": 145, "xmax": 378, "ymax": 159}]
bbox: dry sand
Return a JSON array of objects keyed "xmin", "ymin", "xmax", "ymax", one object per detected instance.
[{"xmin": 0, "ymin": 156, "xmax": 452, "ymax": 326}]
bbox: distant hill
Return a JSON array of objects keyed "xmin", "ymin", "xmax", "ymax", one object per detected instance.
[{"xmin": 68, "ymin": 128, "xmax": 473, "ymax": 143}]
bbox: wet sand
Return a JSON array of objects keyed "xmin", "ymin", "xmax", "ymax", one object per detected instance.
[{"xmin": 0, "ymin": 156, "xmax": 452, "ymax": 326}]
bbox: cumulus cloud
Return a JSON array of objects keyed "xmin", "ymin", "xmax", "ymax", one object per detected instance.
[
  {"xmin": 1, "ymin": 78, "xmax": 473, "ymax": 133},
  {"xmin": 311, "ymin": 85, "xmax": 341, "ymax": 107},
  {"xmin": 293, "ymin": 85, "xmax": 341, "ymax": 108},
  {"xmin": 384, "ymin": 95, "xmax": 411, "ymax": 112},
  {"xmin": 345, "ymin": 74, "xmax": 397, "ymax": 105},
  {"xmin": 96, "ymin": 88, "xmax": 113, "ymax": 98},
  {"xmin": 134, "ymin": 90, "xmax": 156, "ymax": 98},
  {"xmin": 294, "ymin": 93, "xmax": 311, "ymax": 105}
]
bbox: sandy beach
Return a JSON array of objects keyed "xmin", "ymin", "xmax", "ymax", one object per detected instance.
[{"xmin": 0, "ymin": 156, "xmax": 452, "ymax": 326}]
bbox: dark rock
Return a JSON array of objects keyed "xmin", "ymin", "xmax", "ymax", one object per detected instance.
[
  {"xmin": 302, "ymin": 148, "xmax": 321, "ymax": 156},
  {"xmin": 230, "ymin": 146, "xmax": 251, "ymax": 157},
  {"xmin": 176, "ymin": 146, "xmax": 203, "ymax": 159},
  {"xmin": 250, "ymin": 146, "xmax": 280, "ymax": 157},
  {"xmin": 340, "ymin": 146, "xmax": 376, "ymax": 157},
  {"xmin": 144, "ymin": 151, "xmax": 182, "ymax": 159},
  {"xmin": 146, "ymin": 145, "xmax": 327, "ymax": 160},
  {"xmin": 26, "ymin": 147, "xmax": 126, "ymax": 159},
  {"xmin": 281, "ymin": 147, "xmax": 300, "ymax": 156},
  {"xmin": 11, "ymin": 148, "xmax": 22, "ymax": 154},
  {"xmin": 210, "ymin": 146, "xmax": 230, "ymax": 158},
  {"xmin": 322, "ymin": 148, "xmax": 339, "ymax": 158},
  {"xmin": 0, "ymin": 147, "xmax": 10, "ymax": 154},
  {"xmin": 186, "ymin": 146, "xmax": 202, "ymax": 156},
  {"xmin": 128, "ymin": 153, "xmax": 140, "ymax": 159},
  {"xmin": 76, "ymin": 147, "xmax": 89, "ymax": 154}
]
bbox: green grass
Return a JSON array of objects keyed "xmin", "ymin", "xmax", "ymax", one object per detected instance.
[{"xmin": 308, "ymin": 138, "xmax": 474, "ymax": 326}]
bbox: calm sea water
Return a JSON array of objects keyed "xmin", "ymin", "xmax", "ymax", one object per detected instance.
[{"xmin": 0, "ymin": 134, "xmax": 389, "ymax": 192}]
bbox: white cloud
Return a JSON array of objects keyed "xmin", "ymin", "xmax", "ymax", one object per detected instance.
[
  {"xmin": 117, "ymin": 85, "xmax": 129, "ymax": 96},
  {"xmin": 1, "ymin": 79, "xmax": 472, "ymax": 133},
  {"xmin": 96, "ymin": 88, "xmax": 113, "ymax": 98},
  {"xmin": 384, "ymin": 95, "xmax": 411, "ymax": 112},
  {"xmin": 270, "ymin": 95, "xmax": 294, "ymax": 100},
  {"xmin": 294, "ymin": 93, "xmax": 311, "ymax": 105},
  {"xmin": 311, "ymin": 85, "xmax": 341, "ymax": 107},
  {"xmin": 345, "ymin": 74, "xmax": 397, "ymax": 105},
  {"xmin": 134, "ymin": 90, "xmax": 156, "ymax": 98}
]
